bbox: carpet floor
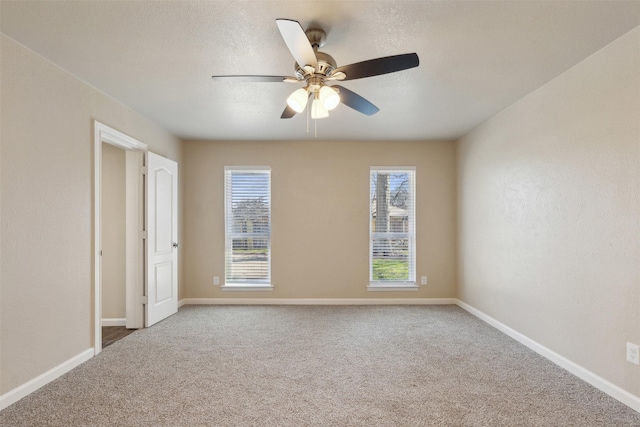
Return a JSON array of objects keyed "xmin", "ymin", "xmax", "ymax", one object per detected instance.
[{"xmin": 1, "ymin": 305, "xmax": 639, "ymax": 426}]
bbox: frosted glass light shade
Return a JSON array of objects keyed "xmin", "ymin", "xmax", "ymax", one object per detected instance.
[
  {"xmin": 287, "ymin": 88, "xmax": 308, "ymax": 113},
  {"xmin": 319, "ymin": 86, "xmax": 340, "ymax": 110},
  {"xmin": 311, "ymin": 99, "xmax": 329, "ymax": 119}
]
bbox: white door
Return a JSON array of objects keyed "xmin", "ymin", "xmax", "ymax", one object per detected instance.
[{"xmin": 146, "ymin": 152, "xmax": 179, "ymax": 326}]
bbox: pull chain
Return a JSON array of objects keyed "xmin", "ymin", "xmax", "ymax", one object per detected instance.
[{"xmin": 306, "ymin": 99, "xmax": 310, "ymax": 133}]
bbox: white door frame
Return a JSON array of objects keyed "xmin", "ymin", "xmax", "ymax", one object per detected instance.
[{"xmin": 94, "ymin": 121, "xmax": 147, "ymax": 355}]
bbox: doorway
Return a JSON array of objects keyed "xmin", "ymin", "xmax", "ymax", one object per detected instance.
[
  {"xmin": 94, "ymin": 121, "xmax": 147, "ymax": 355},
  {"xmin": 101, "ymin": 143, "xmax": 127, "ymax": 346}
]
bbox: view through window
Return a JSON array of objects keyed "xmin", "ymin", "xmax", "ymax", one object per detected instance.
[
  {"xmin": 224, "ymin": 167, "xmax": 271, "ymax": 286},
  {"xmin": 370, "ymin": 167, "xmax": 415, "ymax": 285}
]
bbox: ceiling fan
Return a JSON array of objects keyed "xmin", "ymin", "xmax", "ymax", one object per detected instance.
[{"xmin": 212, "ymin": 19, "xmax": 419, "ymax": 119}]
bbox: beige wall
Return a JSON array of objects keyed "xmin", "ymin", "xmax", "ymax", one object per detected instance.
[
  {"xmin": 101, "ymin": 143, "xmax": 126, "ymax": 319},
  {"xmin": 457, "ymin": 26, "xmax": 640, "ymax": 397},
  {"xmin": 0, "ymin": 35, "xmax": 182, "ymax": 394},
  {"xmin": 182, "ymin": 140, "xmax": 457, "ymax": 300}
]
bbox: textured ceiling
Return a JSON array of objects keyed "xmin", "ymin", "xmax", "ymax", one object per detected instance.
[{"xmin": 2, "ymin": 1, "xmax": 640, "ymax": 141}]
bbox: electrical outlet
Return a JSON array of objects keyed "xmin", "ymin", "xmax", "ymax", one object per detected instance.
[
  {"xmin": 627, "ymin": 342, "xmax": 640, "ymax": 365},
  {"xmin": 421, "ymin": 276, "xmax": 427, "ymax": 285},
  {"xmin": 213, "ymin": 276, "xmax": 220, "ymax": 286}
]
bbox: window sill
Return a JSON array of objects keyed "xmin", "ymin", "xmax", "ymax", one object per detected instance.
[
  {"xmin": 221, "ymin": 285, "xmax": 273, "ymax": 292},
  {"xmin": 367, "ymin": 283, "xmax": 419, "ymax": 292}
]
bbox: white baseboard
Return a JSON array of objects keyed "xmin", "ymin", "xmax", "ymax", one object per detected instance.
[
  {"xmin": 101, "ymin": 318, "xmax": 126, "ymax": 327},
  {"xmin": 179, "ymin": 297, "xmax": 457, "ymax": 306},
  {"xmin": 455, "ymin": 299, "xmax": 640, "ymax": 414},
  {"xmin": 0, "ymin": 348, "xmax": 93, "ymax": 411}
]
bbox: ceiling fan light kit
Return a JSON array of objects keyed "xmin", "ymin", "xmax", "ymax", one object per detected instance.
[
  {"xmin": 287, "ymin": 88, "xmax": 308, "ymax": 113},
  {"xmin": 311, "ymin": 98, "xmax": 329, "ymax": 119},
  {"xmin": 319, "ymin": 85, "xmax": 340, "ymax": 110},
  {"xmin": 212, "ymin": 18, "xmax": 420, "ymax": 123}
]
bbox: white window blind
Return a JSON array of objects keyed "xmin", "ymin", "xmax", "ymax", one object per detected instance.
[
  {"xmin": 224, "ymin": 167, "xmax": 271, "ymax": 286},
  {"xmin": 369, "ymin": 167, "xmax": 416, "ymax": 285}
]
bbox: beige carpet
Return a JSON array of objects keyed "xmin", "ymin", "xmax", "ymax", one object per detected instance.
[{"xmin": 1, "ymin": 305, "xmax": 639, "ymax": 426}]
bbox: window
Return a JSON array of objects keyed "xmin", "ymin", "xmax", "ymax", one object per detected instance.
[
  {"xmin": 224, "ymin": 167, "xmax": 271, "ymax": 289},
  {"xmin": 369, "ymin": 167, "xmax": 416, "ymax": 289}
]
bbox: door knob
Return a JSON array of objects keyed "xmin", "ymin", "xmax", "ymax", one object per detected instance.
[{"xmin": 172, "ymin": 242, "xmax": 180, "ymax": 248}]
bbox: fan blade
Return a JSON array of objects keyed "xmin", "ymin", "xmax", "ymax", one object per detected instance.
[
  {"xmin": 332, "ymin": 53, "xmax": 419, "ymax": 81},
  {"xmin": 333, "ymin": 85, "xmax": 379, "ymax": 116},
  {"xmin": 276, "ymin": 19, "xmax": 318, "ymax": 70},
  {"xmin": 211, "ymin": 75, "xmax": 298, "ymax": 82},
  {"xmin": 280, "ymin": 105, "xmax": 297, "ymax": 119}
]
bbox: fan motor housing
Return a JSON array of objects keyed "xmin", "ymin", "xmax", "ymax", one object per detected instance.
[{"xmin": 294, "ymin": 51, "xmax": 337, "ymax": 80}]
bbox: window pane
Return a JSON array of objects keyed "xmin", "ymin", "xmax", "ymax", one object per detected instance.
[
  {"xmin": 371, "ymin": 172, "xmax": 410, "ymax": 232},
  {"xmin": 228, "ymin": 237, "xmax": 269, "ymax": 281},
  {"xmin": 371, "ymin": 237, "xmax": 409, "ymax": 281}
]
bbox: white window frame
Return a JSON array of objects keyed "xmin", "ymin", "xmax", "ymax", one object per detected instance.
[
  {"xmin": 223, "ymin": 166, "xmax": 273, "ymax": 291},
  {"xmin": 368, "ymin": 167, "xmax": 417, "ymax": 291}
]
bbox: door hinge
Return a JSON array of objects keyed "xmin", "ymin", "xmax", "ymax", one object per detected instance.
[
  {"xmin": 140, "ymin": 230, "xmax": 148, "ymax": 240},
  {"xmin": 140, "ymin": 166, "xmax": 148, "ymax": 175},
  {"xmin": 140, "ymin": 296, "xmax": 148, "ymax": 305}
]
